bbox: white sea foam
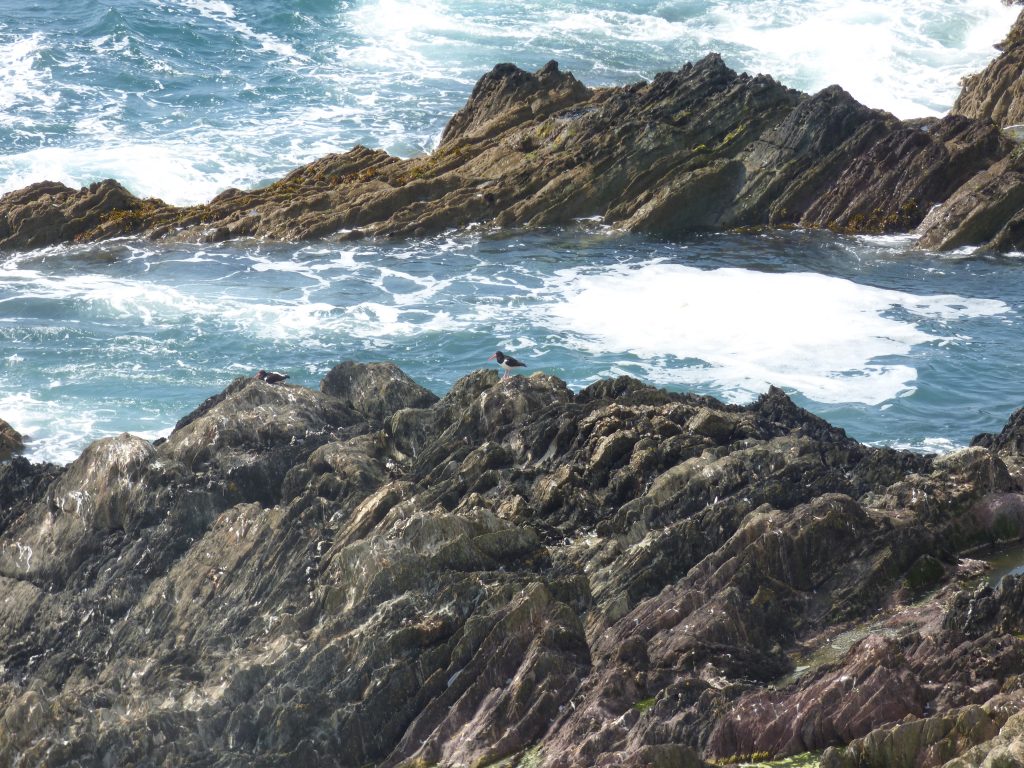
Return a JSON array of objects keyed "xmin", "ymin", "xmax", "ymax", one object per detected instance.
[
  {"xmin": 697, "ymin": 0, "xmax": 1020, "ymax": 117},
  {"xmin": 0, "ymin": 142, "xmax": 263, "ymax": 206},
  {"xmin": 550, "ymin": 10, "xmax": 685, "ymax": 44},
  {"xmin": 343, "ymin": 0, "xmax": 1017, "ymax": 118},
  {"xmin": 880, "ymin": 436, "xmax": 963, "ymax": 455},
  {"xmin": 1, "ymin": 234, "xmax": 1019, "ymax": 462},
  {"xmin": 544, "ymin": 263, "xmax": 1010, "ymax": 406},
  {"xmin": 0, "ymin": 33, "xmax": 56, "ymax": 122},
  {"xmin": 346, "ymin": 0, "xmax": 536, "ymax": 51},
  {"xmin": 0, "ymin": 392, "xmax": 171, "ymax": 466},
  {"xmin": 0, "ymin": 266, "xmax": 197, "ymax": 325},
  {"xmin": 0, "ymin": 256, "xmax": 470, "ymax": 349},
  {"xmin": 0, "ymin": 106, "xmax": 427, "ymax": 205},
  {"xmin": 0, "ymin": 392, "xmax": 98, "ymax": 466},
  {"xmin": 4, "ymin": 0, "xmax": 1007, "ymax": 207}
]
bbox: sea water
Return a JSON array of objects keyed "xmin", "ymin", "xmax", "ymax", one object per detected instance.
[{"xmin": 0, "ymin": 0, "xmax": 1022, "ymax": 464}]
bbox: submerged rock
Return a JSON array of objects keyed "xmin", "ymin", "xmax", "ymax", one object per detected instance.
[
  {"xmin": 4, "ymin": 11, "xmax": 1024, "ymax": 252},
  {"xmin": 0, "ymin": 360, "xmax": 1022, "ymax": 767}
]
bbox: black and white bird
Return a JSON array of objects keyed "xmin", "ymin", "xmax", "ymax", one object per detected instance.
[
  {"xmin": 255, "ymin": 369, "xmax": 289, "ymax": 384},
  {"xmin": 488, "ymin": 351, "xmax": 526, "ymax": 379}
]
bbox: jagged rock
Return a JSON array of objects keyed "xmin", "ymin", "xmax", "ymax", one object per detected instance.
[
  {"xmin": 953, "ymin": 11, "xmax": 1024, "ymax": 128},
  {"xmin": 805, "ymin": 114, "xmax": 1009, "ymax": 235},
  {"xmin": 915, "ymin": 151, "xmax": 1024, "ymax": 251},
  {"xmin": 592, "ymin": 744, "xmax": 707, "ymax": 768},
  {"xmin": 0, "ymin": 456, "xmax": 58, "ymax": 535},
  {"xmin": 0, "ymin": 418, "xmax": 23, "ymax": 461},
  {"xmin": 687, "ymin": 406, "xmax": 738, "ymax": 443},
  {"xmin": 0, "ymin": 179, "xmax": 169, "ymax": 251},
  {"xmin": 904, "ymin": 553, "xmax": 947, "ymax": 593},
  {"xmin": 4, "ymin": 13, "xmax": 1024, "ymax": 252},
  {"xmin": 973, "ymin": 403, "xmax": 1024, "ymax": 456},
  {"xmin": 944, "ymin": 573, "xmax": 1024, "ymax": 637},
  {"xmin": 0, "ymin": 363, "xmax": 1022, "ymax": 767},
  {"xmin": 171, "ymin": 373, "xmax": 256, "ymax": 432},
  {"xmin": 726, "ymin": 84, "xmax": 889, "ymax": 227},
  {"xmin": 705, "ymin": 564, "xmax": 1024, "ymax": 762},
  {"xmin": 859, "ymin": 446, "xmax": 1020, "ymax": 551},
  {"xmin": 708, "ymin": 633, "xmax": 928, "ymax": 759},
  {"xmin": 820, "ymin": 704, "xmax": 1005, "ymax": 768},
  {"xmin": 161, "ymin": 375, "xmax": 361, "ymax": 505},
  {"xmin": 971, "ymin": 404, "xmax": 1024, "ymax": 483},
  {"xmin": 941, "ymin": 710, "xmax": 1024, "ymax": 768},
  {"xmin": 439, "ymin": 59, "xmax": 591, "ymax": 148},
  {"xmin": 908, "ymin": 8, "xmax": 1024, "ymax": 252},
  {"xmin": 0, "ymin": 433, "xmax": 162, "ymax": 584},
  {"xmin": 320, "ymin": 360, "xmax": 439, "ymax": 424}
]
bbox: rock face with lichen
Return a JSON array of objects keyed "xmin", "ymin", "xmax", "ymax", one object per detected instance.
[
  {"xmin": 5, "ymin": 10, "xmax": 1024, "ymax": 253},
  {"xmin": 0, "ymin": 361, "xmax": 1023, "ymax": 767}
]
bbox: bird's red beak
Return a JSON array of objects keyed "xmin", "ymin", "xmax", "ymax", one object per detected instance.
[{"xmin": 487, "ymin": 353, "xmax": 497, "ymax": 361}]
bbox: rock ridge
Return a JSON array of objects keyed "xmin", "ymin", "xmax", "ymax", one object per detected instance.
[
  {"xmin": 6, "ymin": 11, "xmax": 1024, "ymax": 252},
  {"xmin": 0, "ymin": 362, "xmax": 1022, "ymax": 766}
]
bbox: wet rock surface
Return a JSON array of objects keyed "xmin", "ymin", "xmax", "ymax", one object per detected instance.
[
  {"xmin": 0, "ymin": 418, "xmax": 23, "ymax": 461},
  {"xmin": 5, "ymin": 11, "xmax": 1024, "ymax": 252},
  {"xmin": 0, "ymin": 362, "xmax": 1022, "ymax": 766}
]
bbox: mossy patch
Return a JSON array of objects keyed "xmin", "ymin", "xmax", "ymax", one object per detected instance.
[
  {"xmin": 904, "ymin": 554, "xmax": 945, "ymax": 593},
  {"xmin": 844, "ymin": 199, "xmax": 923, "ymax": 233},
  {"xmin": 715, "ymin": 123, "xmax": 748, "ymax": 150},
  {"xmin": 711, "ymin": 752, "xmax": 821, "ymax": 767},
  {"xmin": 633, "ymin": 697, "xmax": 656, "ymax": 712}
]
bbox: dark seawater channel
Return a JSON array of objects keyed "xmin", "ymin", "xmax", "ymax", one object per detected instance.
[
  {"xmin": 1, "ymin": 225, "xmax": 1021, "ymax": 465},
  {"xmin": 985, "ymin": 543, "xmax": 1024, "ymax": 587}
]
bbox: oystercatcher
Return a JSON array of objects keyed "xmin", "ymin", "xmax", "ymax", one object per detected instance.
[
  {"xmin": 255, "ymin": 369, "xmax": 289, "ymax": 384},
  {"xmin": 488, "ymin": 351, "xmax": 526, "ymax": 379}
]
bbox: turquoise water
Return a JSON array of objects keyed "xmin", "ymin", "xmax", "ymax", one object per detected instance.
[{"xmin": 0, "ymin": 1, "xmax": 1022, "ymax": 464}]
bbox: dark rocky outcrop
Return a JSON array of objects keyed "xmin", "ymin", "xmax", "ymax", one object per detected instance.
[
  {"xmin": 439, "ymin": 60, "xmax": 592, "ymax": 148},
  {"xmin": 320, "ymin": 361, "xmax": 439, "ymax": 425},
  {"xmin": 972, "ymin": 404, "xmax": 1024, "ymax": 484},
  {"xmin": 914, "ymin": 151, "xmax": 1024, "ymax": 251},
  {"xmin": 0, "ymin": 418, "xmax": 23, "ymax": 461},
  {"xmin": 5, "ymin": 11, "xmax": 1024, "ymax": 252},
  {"xmin": 1, "ymin": 362, "xmax": 1023, "ymax": 767},
  {"xmin": 916, "ymin": 8, "xmax": 1024, "ymax": 253}
]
